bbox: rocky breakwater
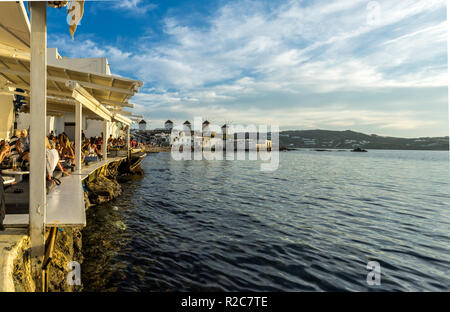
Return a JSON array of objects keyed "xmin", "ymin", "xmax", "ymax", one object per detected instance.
[
  {"xmin": 12, "ymin": 227, "xmax": 83, "ymax": 292},
  {"xmin": 85, "ymin": 158, "xmax": 143, "ymax": 206},
  {"xmin": 85, "ymin": 175, "xmax": 122, "ymax": 206},
  {"xmin": 12, "ymin": 158, "xmax": 145, "ymax": 292}
]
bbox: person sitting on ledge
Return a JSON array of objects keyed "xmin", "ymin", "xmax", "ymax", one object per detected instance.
[{"xmin": 46, "ymin": 138, "xmax": 70, "ymax": 186}]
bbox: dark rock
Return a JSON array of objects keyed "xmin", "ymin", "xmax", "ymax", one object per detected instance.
[{"xmin": 86, "ymin": 175, "xmax": 121, "ymax": 205}]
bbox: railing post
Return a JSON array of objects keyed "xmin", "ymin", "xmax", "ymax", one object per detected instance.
[
  {"xmin": 75, "ymin": 101, "xmax": 82, "ymax": 171},
  {"xmin": 29, "ymin": 1, "xmax": 47, "ymax": 292},
  {"xmin": 103, "ymin": 119, "xmax": 108, "ymax": 161}
]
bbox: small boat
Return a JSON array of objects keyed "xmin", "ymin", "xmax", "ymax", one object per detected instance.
[{"xmin": 351, "ymin": 147, "xmax": 367, "ymax": 152}]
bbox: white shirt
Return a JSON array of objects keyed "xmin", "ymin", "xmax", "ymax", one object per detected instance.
[{"xmin": 46, "ymin": 148, "xmax": 60, "ymax": 177}]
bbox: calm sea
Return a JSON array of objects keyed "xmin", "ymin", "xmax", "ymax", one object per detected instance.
[{"xmin": 81, "ymin": 150, "xmax": 450, "ymax": 291}]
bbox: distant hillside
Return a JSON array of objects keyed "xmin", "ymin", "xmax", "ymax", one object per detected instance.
[{"xmin": 279, "ymin": 130, "xmax": 449, "ymax": 150}]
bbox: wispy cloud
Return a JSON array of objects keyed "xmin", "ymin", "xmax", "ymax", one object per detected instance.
[
  {"xmin": 49, "ymin": 0, "xmax": 448, "ymax": 137},
  {"xmin": 109, "ymin": 0, "xmax": 157, "ymax": 14}
]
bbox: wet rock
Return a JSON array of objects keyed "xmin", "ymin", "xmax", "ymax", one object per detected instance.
[
  {"xmin": 13, "ymin": 239, "xmax": 34, "ymax": 292},
  {"xmin": 112, "ymin": 220, "xmax": 126, "ymax": 231},
  {"xmin": 83, "ymin": 192, "xmax": 92, "ymax": 210},
  {"xmin": 48, "ymin": 227, "xmax": 84, "ymax": 292},
  {"xmin": 86, "ymin": 175, "xmax": 122, "ymax": 205}
]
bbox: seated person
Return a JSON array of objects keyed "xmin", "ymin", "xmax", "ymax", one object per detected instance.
[
  {"xmin": 81, "ymin": 137, "xmax": 90, "ymax": 151},
  {"xmin": 16, "ymin": 129, "xmax": 30, "ymax": 162},
  {"xmin": 84, "ymin": 141, "xmax": 99, "ymax": 163},
  {"xmin": 58, "ymin": 134, "xmax": 75, "ymax": 165},
  {"xmin": 107, "ymin": 135, "xmax": 113, "ymax": 145},
  {"xmin": 46, "ymin": 138, "xmax": 70, "ymax": 185},
  {"xmin": 8, "ymin": 129, "xmax": 21, "ymax": 161},
  {"xmin": 0, "ymin": 140, "xmax": 11, "ymax": 164}
]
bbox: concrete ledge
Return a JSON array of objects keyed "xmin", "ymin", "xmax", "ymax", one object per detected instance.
[
  {"xmin": 0, "ymin": 229, "xmax": 29, "ymax": 292},
  {"xmin": 3, "ymin": 215, "xmax": 29, "ymax": 228}
]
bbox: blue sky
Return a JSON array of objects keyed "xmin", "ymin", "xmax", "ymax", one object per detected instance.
[{"xmin": 42, "ymin": 0, "xmax": 448, "ymax": 137}]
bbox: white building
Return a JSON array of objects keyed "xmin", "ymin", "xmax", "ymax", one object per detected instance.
[
  {"xmin": 202, "ymin": 120, "xmax": 210, "ymax": 131},
  {"xmin": 139, "ymin": 119, "xmax": 147, "ymax": 131},
  {"xmin": 302, "ymin": 138, "xmax": 316, "ymax": 145},
  {"xmin": 183, "ymin": 120, "xmax": 192, "ymax": 131},
  {"xmin": 164, "ymin": 119, "xmax": 174, "ymax": 130},
  {"xmin": 14, "ymin": 48, "xmax": 126, "ymax": 140}
]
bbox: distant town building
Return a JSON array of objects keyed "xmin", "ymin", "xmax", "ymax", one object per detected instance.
[
  {"xmin": 222, "ymin": 124, "xmax": 231, "ymax": 139},
  {"xmin": 183, "ymin": 120, "xmax": 191, "ymax": 131},
  {"xmin": 139, "ymin": 119, "xmax": 147, "ymax": 131},
  {"xmin": 302, "ymin": 138, "xmax": 316, "ymax": 145},
  {"xmin": 165, "ymin": 120, "xmax": 174, "ymax": 130},
  {"xmin": 202, "ymin": 120, "xmax": 210, "ymax": 129},
  {"xmin": 256, "ymin": 140, "xmax": 272, "ymax": 151}
]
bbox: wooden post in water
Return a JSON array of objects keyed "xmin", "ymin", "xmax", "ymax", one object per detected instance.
[
  {"xmin": 29, "ymin": 1, "xmax": 47, "ymax": 292},
  {"xmin": 75, "ymin": 101, "xmax": 82, "ymax": 171},
  {"xmin": 103, "ymin": 119, "xmax": 108, "ymax": 161}
]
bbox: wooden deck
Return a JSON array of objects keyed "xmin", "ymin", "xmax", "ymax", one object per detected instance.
[{"xmin": 3, "ymin": 156, "xmax": 127, "ymax": 228}]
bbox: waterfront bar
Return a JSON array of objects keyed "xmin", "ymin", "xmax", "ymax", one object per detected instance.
[{"xmin": 0, "ymin": 1, "xmax": 142, "ymax": 291}]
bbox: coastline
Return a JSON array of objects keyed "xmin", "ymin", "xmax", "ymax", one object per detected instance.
[
  {"xmin": 2, "ymin": 152, "xmax": 147, "ymax": 292},
  {"xmin": 145, "ymin": 146, "xmax": 172, "ymax": 153}
]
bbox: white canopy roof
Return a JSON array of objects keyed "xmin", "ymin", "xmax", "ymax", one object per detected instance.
[
  {"xmin": 0, "ymin": 54, "xmax": 141, "ymax": 125},
  {"xmin": 0, "ymin": 2, "xmax": 30, "ymax": 54},
  {"xmin": 0, "ymin": 2, "xmax": 141, "ymax": 125}
]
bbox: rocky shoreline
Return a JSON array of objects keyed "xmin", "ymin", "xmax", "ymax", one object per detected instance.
[
  {"xmin": 12, "ymin": 157, "xmax": 144, "ymax": 292},
  {"xmin": 144, "ymin": 146, "xmax": 171, "ymax": 153}
]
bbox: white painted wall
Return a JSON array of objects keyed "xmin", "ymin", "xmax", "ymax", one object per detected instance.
[
  {"xmin": 47, "ymin": 48, "xmax": 111, "ymax": 75},
  {"xmin": 16, "ymin": 112, "xmax": 30, "ymax": 132},
  {"xmin": 18, "ymin": 110, "xmax": 123, "ymax": 140},
  {"xmin": 0, "ymin": 94, "xmax": 14, "ymax": 140},
  {"xmin": 17, "ymin": 113, "xmax": 66, "ymax": 135},
  {"xmin": 53, "ymin": 116, "xmax": 65, "ymax": 135},
  {"xmin": 84, "ymin": 119, "xmax": 122, "ymax": 139}
]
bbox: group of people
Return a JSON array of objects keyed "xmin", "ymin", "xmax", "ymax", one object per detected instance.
[
  {"xmin": 107, "ymin": 135, "xmax": 126, "ymax": 149},
  {"xmin": 0, "ymin": 129, "xmax": 30, "ymax": 165},
  {"xmin": 49, "ymin": 131, "xmax": 105, "ymax": 167},
  {"xmin": 1, "ymin": 130, "xmax": 112, "ymax": 185},
  {"xmin": 107, "ymin": 135, "xmax": 139, "ymax": 149},
  {"xmin": 1, "ymin": 129, "xmax": 136, "ymax": 181},
  {"xmin": 0, "ymin": 129, "xmax": 134, "ymax": 230}
]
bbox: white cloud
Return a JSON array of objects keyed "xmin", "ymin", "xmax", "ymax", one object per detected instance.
[
  {"xmin": 49, "ymin": 0, "xmax": 448, "ymax": 136},
  {"xmin": 110, "ymin": 0, "xmax": 157, "ymax": 14}
]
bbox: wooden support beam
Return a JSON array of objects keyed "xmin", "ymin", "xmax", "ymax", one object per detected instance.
[
  {"xmin": 101, "ymin": 99, "xmax": 134, "ymax": 108},
  {"xmin": 43, "ymin": 227, "xmax": 57, "ymax": 270},
  {"xmin": 2, "ymin": 82, "xmax": 134, "ymax": 109},
  {"xmin": 0, "ymin": 23, "xmax": 30, "ymax": 48},
  {"xmin": 113, "ymin": 113, "xmax": 133, "ymax": 126},
  {"xmin": 0, "ymin": 60, "xmax": 29, "ymax": 85},
  {"xmin": 29, "ymin": 1, "xmax": 47, "ymax": 292},
  {"xmin": 107, "ymin": 78, "xmax": 114, "ymax": 100},
  {"xmin": 75, "ymin": 101, "xmax": 82, "ymax": 172},
  {"xmin": 69, "ymin": 84, "xmax": 112, "ymax": 121},
  {"xmin": 0, "ymin": 67, "xmax": 136, "ymax": 95}
]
